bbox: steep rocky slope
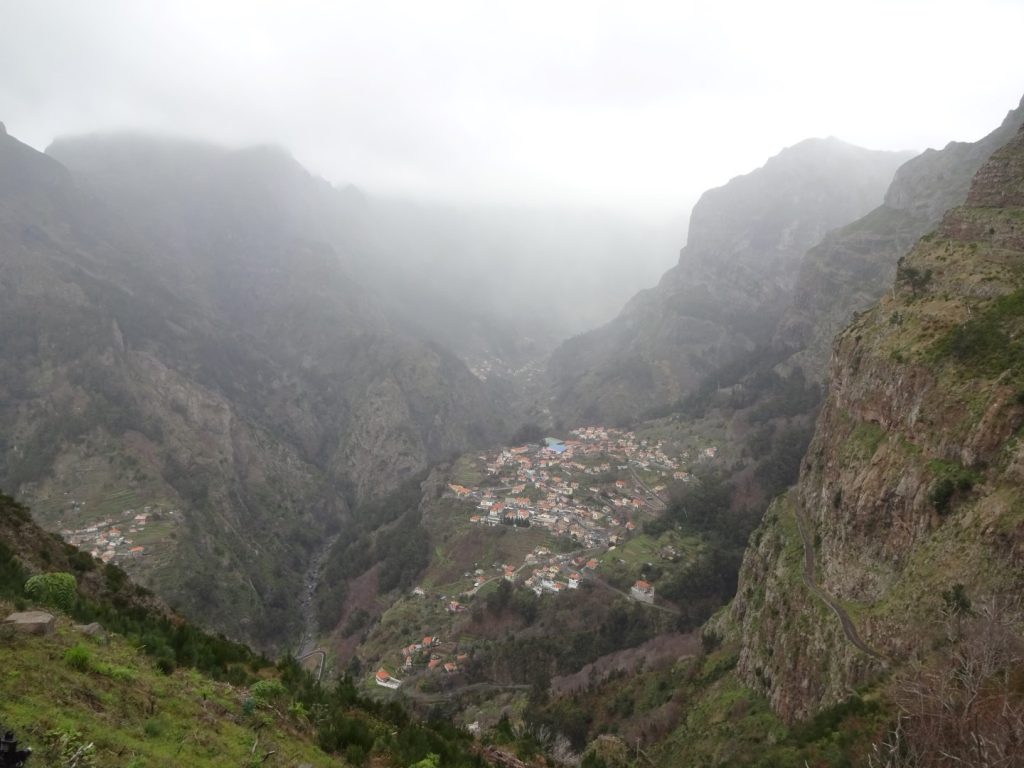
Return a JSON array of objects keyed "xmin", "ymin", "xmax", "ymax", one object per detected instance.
[
  {"xmin": 724, "ymin": 121, "xmax": 1024, "ymax": 724},
  {"xmin": 0, "ymin": 128, "xmax": 506, "ymax": 649},
  {"xmin": 776, "ymin": 95, "xmax": 1024, "ymax": 377},
  {"xmin": 548, "ymin": 139, "xmax": 912, "ymax": 426}
]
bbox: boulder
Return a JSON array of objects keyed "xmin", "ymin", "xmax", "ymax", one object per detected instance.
[
  {"xmin": 3, "ymin": 611, "xmax": 56, "ymax": 635},
  {"xmin": 73, "ymin": 622, "xmax": 106, "ymax": 641}
]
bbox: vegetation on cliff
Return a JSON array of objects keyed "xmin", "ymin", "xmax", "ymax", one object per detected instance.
[{"xmin": 719, "ymin": 122, "xmax": 1024, "ymax": 763}]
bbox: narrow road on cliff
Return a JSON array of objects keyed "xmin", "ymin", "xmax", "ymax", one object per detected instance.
[{"xmin": 792, "ymin": 506, "xmax": 887, "ymax": 662}]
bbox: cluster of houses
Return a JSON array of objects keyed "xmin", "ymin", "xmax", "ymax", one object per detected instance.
[
  {"xmin": 58, "ymin": 506, "xmax": 163, "ymax": 564},
  {"xmin": 516, "ymin": 547, "xmax": 595, "ymax": 595},
  {"xmin": 376, "ymin": 633, "xmax": 470, "ymax": 689},
  {"xmin": 447, "ymin": 426, "xmax": 709, "ymax": 551},
  {"xmin": 436, "ymin": 427, "xmax": 723, "ymax": 606},
  {"xmin": 523, "ymin": 562, "xmax": 580, "ymax": 595},
  {"xmin": 371, "ymin": 427, "xmax": 719, "ymax": 692}
]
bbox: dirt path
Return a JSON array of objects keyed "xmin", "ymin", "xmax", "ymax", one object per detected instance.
[{"xmin": 792, "ymin": 505, "xmax": 887, "ymax": 661}]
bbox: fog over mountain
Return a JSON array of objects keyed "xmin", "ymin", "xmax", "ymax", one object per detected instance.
[
  {"xmin": 3, "ymin": 1, "xmax": 1023, "ymax": 215},
  {"xmin": 3, "ymin": 3, "xmax": 1021, "ymax": 367},
  {"xmin": 3, "ymin": 4, "xmax": 1024, "ymax": 768}
]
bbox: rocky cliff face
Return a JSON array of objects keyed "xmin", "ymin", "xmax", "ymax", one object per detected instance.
[
  {"xmin": 723, "ymin": 121, "xmax": 1024, "ymax": 723},
  {"xmin": 0, "ymin": 130, "xmax": 507, "ymax": 649},
  {"xmin": 548, "ymin": 139, "xmax": 911, "ymax": 426},
  {"xmin": 776, "ymin": 96, "xmax": 1024, "ymax": 378}
]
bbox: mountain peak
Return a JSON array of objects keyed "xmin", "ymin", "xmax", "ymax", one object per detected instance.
[{"xmin": 763, "ymin": 135, "xmax": 913, "ymax": 171}]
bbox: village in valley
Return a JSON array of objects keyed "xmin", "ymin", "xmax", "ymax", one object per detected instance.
[
  {"xmin": 457, "ymin": 427, "xmax": 701, "ymax": 533},
  {"xmin": 373, "ymin": 426, "xmax": 719, "ymax": 691}
]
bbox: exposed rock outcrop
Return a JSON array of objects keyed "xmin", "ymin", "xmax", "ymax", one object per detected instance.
[
  {"xmin": 548, "ymin": 139, "xmax": 912, "ymax": 425},
  {"xmin": 776, "ymin": 95, "xmax": 1024, "ymax": 377},
  {"xmin": 724, "ymin": 120, "xmax": 1024, "ymax": 722},
  {"xmin": 3, "ymin": 611, "xmax": 56, "ymax": 635}
]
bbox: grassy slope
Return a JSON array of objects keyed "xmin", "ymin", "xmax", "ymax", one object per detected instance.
[{"xmin": 0, "ymin": 602, "xmax": 339, "ymax": 768}]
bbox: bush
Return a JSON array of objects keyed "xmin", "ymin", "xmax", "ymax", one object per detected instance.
[
  {"xmin": 250, "ymin": 678, "xmax": 287, "ymax": 704},
  {"xmin": 143, "ymin": 718, "xmax": 166, "ymax": 738},
  {"xmin": 928, "ymin": 461, "xmax": 977, "ymax": 514},
  {"xmin": 47, "ymin": 729, "xmax": 96, "ymax": 768},
  {"xmin": 102, "ymin": 664, "xmax": 136, "ymax": 682},
  {"xmin": 64, "ymin": 643, "xmax": 92, "ymax": 671},
  {"xmin": 933, "ymin": 288, "xmax": 1024, "ymax": 377},
  {"xmin": 155, "ymin": 654, "xmax": 176, "ymax": 675},
  {"xmin": 25, "ymin": 572, "xmax": 77, "ymax": 611},
  {"xmin": 68, "ymin": 550, "xmax": 96, "ymax": 572},
  {"xmin": 104, "ymin": 563, "xmax": 128, "ymax": 591}
]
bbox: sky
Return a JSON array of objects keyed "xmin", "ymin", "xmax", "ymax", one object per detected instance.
[{"xmin": 1, "ymin": 0, "xmax": 1023, "ymax": 221}]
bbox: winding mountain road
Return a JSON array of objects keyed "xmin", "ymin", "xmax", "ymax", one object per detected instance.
[
  {"xmin": 792, "ymin": 506, "xmax": 887, "ymax": 662},
  {"xmin": 296, "ymin": 648, "xmax": 326, "ymax": 681}
]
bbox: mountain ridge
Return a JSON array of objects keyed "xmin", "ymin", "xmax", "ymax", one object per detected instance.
[
  {"xmin": 776, "ymin": 95, "xmax": 1024, "ymax": 376},
  {"xmin": 0, "ymin": 127, "xmax": 508, "ymax": 650},
  {"xmin": 547, "ymin": 138, "xmax": 913, "ymax": 426}
]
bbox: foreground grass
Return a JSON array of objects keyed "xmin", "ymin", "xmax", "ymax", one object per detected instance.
[{"xmin": 0, "ymin": 602, "xmax": 339, "ymax": 768}]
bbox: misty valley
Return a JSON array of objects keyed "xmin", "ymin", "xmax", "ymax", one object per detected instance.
[{"xmin": 2, "ymin": 13, "xmax": 1024, "ymax": 767}]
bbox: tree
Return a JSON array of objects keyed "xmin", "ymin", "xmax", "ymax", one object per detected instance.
[
  {"xmin": 873, "ymin": 596, "xmax": 1024, "ymax": 767},
  {"xmin": 896, "ymin": 260, "xmax": 933, "ymax": 298}
]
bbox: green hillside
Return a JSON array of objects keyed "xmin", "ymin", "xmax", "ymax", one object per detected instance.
[{"xmin": 0, "ymin": 492, "xmax": 485, "ymax": 767}]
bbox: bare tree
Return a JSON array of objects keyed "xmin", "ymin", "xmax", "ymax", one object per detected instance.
[{"xmin": 872, "ymin": 595, "xmax": 1024, "ymax": 767}]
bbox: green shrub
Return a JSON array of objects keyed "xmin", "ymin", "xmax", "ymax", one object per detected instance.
[
  {"xmin": 928, "ymin": 460, "xmax": 978, "ymax": 514},
  {"xmin": 102, "ymin": 664, "xmax": 136, "ymax": 682},
  {"xmin": 932, "ymin": 289, "xmax": 1024, "ymax": 377},
  {"xmin": 941, "ymin": 583, "xmax": 973, "ymax": 616},
  {"xmin": 68, "ymin": 550, "xmax": 96, "ymax": 572},
  {"xmin": 104, "ymin": 563, "xmax": 128, "ymax": 591},
  {"xmin": 25, "ymin": 572, "xmax": 77, "ymax": 611},
  {"xmin": 64, "ymin": 643, "xmax": 93, "ymax": 671},
  {"xmin": 143, "ymin": 718, "xmax": 166, "ymax": 738},
  {"xmin": 155, "ymin": 654, "xmax": 176, "ymax": 675},
  {"xmin": 250, "ymin": 678, "xmax": 287, "ymax": 704}
]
